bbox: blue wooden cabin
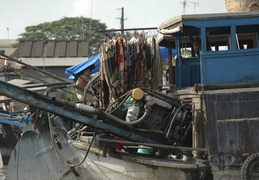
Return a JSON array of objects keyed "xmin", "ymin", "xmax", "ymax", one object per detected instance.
[{"xmin": 158, "ymin": 11, "xmax": 259, "ymax": 89}]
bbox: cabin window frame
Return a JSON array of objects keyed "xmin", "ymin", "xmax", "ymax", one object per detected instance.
[
  {"xmin": 203, "ymin": 24, "xmax": 259, "ymax": 52},
  {"xmin": 236, "ymin": 24, "xmax": 259, "ymax": 49}
]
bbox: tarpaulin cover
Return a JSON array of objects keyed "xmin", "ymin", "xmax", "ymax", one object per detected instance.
[
  {"xmin": 160, "ymin": 46, "xmax": 177, "ymax": 60},
  {"xmin": 65, "ymin": 54, "xmax": 100, "ymax": 80}
]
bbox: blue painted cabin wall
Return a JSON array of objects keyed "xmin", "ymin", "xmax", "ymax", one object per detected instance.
[
  {"xmin": 200, "ymin": 49, "xmax": 259, "ymax": 85},
  {"xmin": 180, "ymin": 58, "xmax": 200, "ymax": 87},
  {"xmin": 178, "ymin": 48, "xmax": 259, "ymax": 88},
  {"xmin": 173, "ymin": 14, "xmax": 259, "ymax": 88}
]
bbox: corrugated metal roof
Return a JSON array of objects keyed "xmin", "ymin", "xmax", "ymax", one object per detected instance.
[{"xmin": 18, "ymin": 40, "xmax": 89, "ymax": 58}]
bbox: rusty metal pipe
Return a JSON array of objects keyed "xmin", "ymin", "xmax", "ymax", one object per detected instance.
[
  {"xmin": 98, "ymin": 138, "xmax": 208, "ymax": 152},
  {"xmin": 52, "ymin": 97, "xmax": 99, "ymax": 114}
]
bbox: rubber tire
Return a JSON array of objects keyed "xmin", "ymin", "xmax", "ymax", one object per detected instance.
[{"xmin": 241, "ymin": 153, "xmax": 259, "ymax": 180}]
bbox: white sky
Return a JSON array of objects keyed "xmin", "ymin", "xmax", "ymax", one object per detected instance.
[{"xmin": 0, "ymin": 0, "xmax": 227, "ymax": 39}]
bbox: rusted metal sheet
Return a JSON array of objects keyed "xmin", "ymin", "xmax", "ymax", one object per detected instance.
[
  {"xmin": 204, "ymin": 88, "xmax": 259, "ymax": 167},
  {"xmin": 19, "ymin": 41, "xmax": 33, "ymax": 57},
  {"xmin": 45, "ymin": 41, "xmax": 55, "ymax": 57},
  {"xmin": 31, "ymin": 41, "xmax": 44, "ymax": 57},
  {"xmin": 66, "ymin": 41, "xmax": 77, "ymax": 57},
  {"xmin": 78, "ymin": 41, "xmax": 88, "ymax": 57},
  {"xmin": 56, "ymin": 41, "xmax": 66, "ymax": 57}
]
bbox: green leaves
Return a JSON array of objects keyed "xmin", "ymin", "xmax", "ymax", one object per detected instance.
[{"xmin": 16, "ymin": 17, "xmax": 107, "ymax": 56}]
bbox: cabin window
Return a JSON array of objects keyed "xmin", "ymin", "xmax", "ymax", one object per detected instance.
[
  {"xmin": 236, "ymin": 25, "xmax": 259, "ymax": 49},
  {"xmin": 180, "ymin": 39, "xmax": 193, "ymax": 58},
  {"xmin": 206, "ymin": 26, "xmax": 230, "ymax": 51},
  {"xmin": 180, "ymin": 35, "xmax": 201, "ymax": 58}
]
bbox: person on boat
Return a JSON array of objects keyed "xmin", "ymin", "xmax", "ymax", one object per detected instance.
[
  {"xmin": 76, "ymin": 65, "xmax": 95, "ymax": 101},
  {"xmin": 76, "ymin": 65, "xmax": 95, "ymax": 89},
  {"xmin": 189, "ymin": 36, "xmax": 200, "ymax": 57}
]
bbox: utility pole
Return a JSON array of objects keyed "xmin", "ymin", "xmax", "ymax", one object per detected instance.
[
  {"xmin": 116, "ymin": 7, "xmax": 127, "ymax": 35},
  {"xmin": 7, "ymin": 28, "xmax": 10, "ymax": 55},
  {"xmin": 88, "ymin": 0, "xmax": 94, "ymax": 57},
  {"xmin": 6, "ymin": 28, "xmax": 10, "ymax": 66}
]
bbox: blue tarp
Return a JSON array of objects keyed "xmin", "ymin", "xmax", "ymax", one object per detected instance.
[
  {"xmin": 160, "ymin": 46, "xmax": 177, "ymax": 60},
  {"xmin": 65, "ymin": 47, "xmax": 176, "ymax": 80},
  {"xmin": 65, "ymin": 54, "xmax": 100, "ymax": 80}
]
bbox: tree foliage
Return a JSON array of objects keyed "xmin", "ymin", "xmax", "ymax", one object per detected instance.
[{"xmin": 11, "ymin": 17, "xmax": 107, "ymax": 57}]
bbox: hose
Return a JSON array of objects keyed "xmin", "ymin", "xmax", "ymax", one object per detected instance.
[
  {"xmin": 48, "ymin": 112, "xmax": 97, "ymax": 167},
  {"xmin": 166, "ymin": 103, "xmax": 187, "ymax": 139},
  {"xmin": 102, "ymin": 105, "xmax": 152, "ymax": 126},
  {"xmin": 105, "ymin": 90, "xmax": 133, "ymax": 113}
]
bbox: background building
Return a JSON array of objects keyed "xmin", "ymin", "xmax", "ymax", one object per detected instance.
[
  {"xmin": 17, "ymin": 40, "xmax": 89, "ymax": 83},
  {"xmin": 0, "ymin": 39, "xmax": 16, "ymax": 56}
]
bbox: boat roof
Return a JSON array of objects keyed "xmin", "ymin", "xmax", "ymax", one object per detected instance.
[{"xmin": 158, "ymin": 11, "xmax": 259, "ymax": 35}]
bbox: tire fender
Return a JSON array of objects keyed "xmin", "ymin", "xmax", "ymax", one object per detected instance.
[{"xmin": 241, "ymin": 153, "xmax": 259, "ymax": 180}]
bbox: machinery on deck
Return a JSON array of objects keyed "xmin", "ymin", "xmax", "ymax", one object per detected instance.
[{"xmin": 0, "ymin": 80, "xmax": 193, "ymax": 154}]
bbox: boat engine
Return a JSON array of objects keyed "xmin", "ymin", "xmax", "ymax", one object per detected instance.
[{"xmin": 104, "ymin": 88, "xmax": 193, "ymax": 146}]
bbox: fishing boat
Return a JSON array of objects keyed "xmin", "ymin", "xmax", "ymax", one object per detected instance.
[{"xmin": 0, "ymin": 11, "xmax": 259, "ymax": 180}]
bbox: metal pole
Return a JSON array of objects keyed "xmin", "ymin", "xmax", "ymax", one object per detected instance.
[
  {"xmin": 168, "ymin": 47, "xmax": 174, "ymax": 88},
  {"xmin": 116, "ymin": 7, "xmax": 127, "ymax": 35},
  {"xmin": 121, "ymin": 7, "xmax": 124, "ymax": 35},
  {"xmin": 7, "ymin": 28, "xmax": 10, "ymax": 57}
]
